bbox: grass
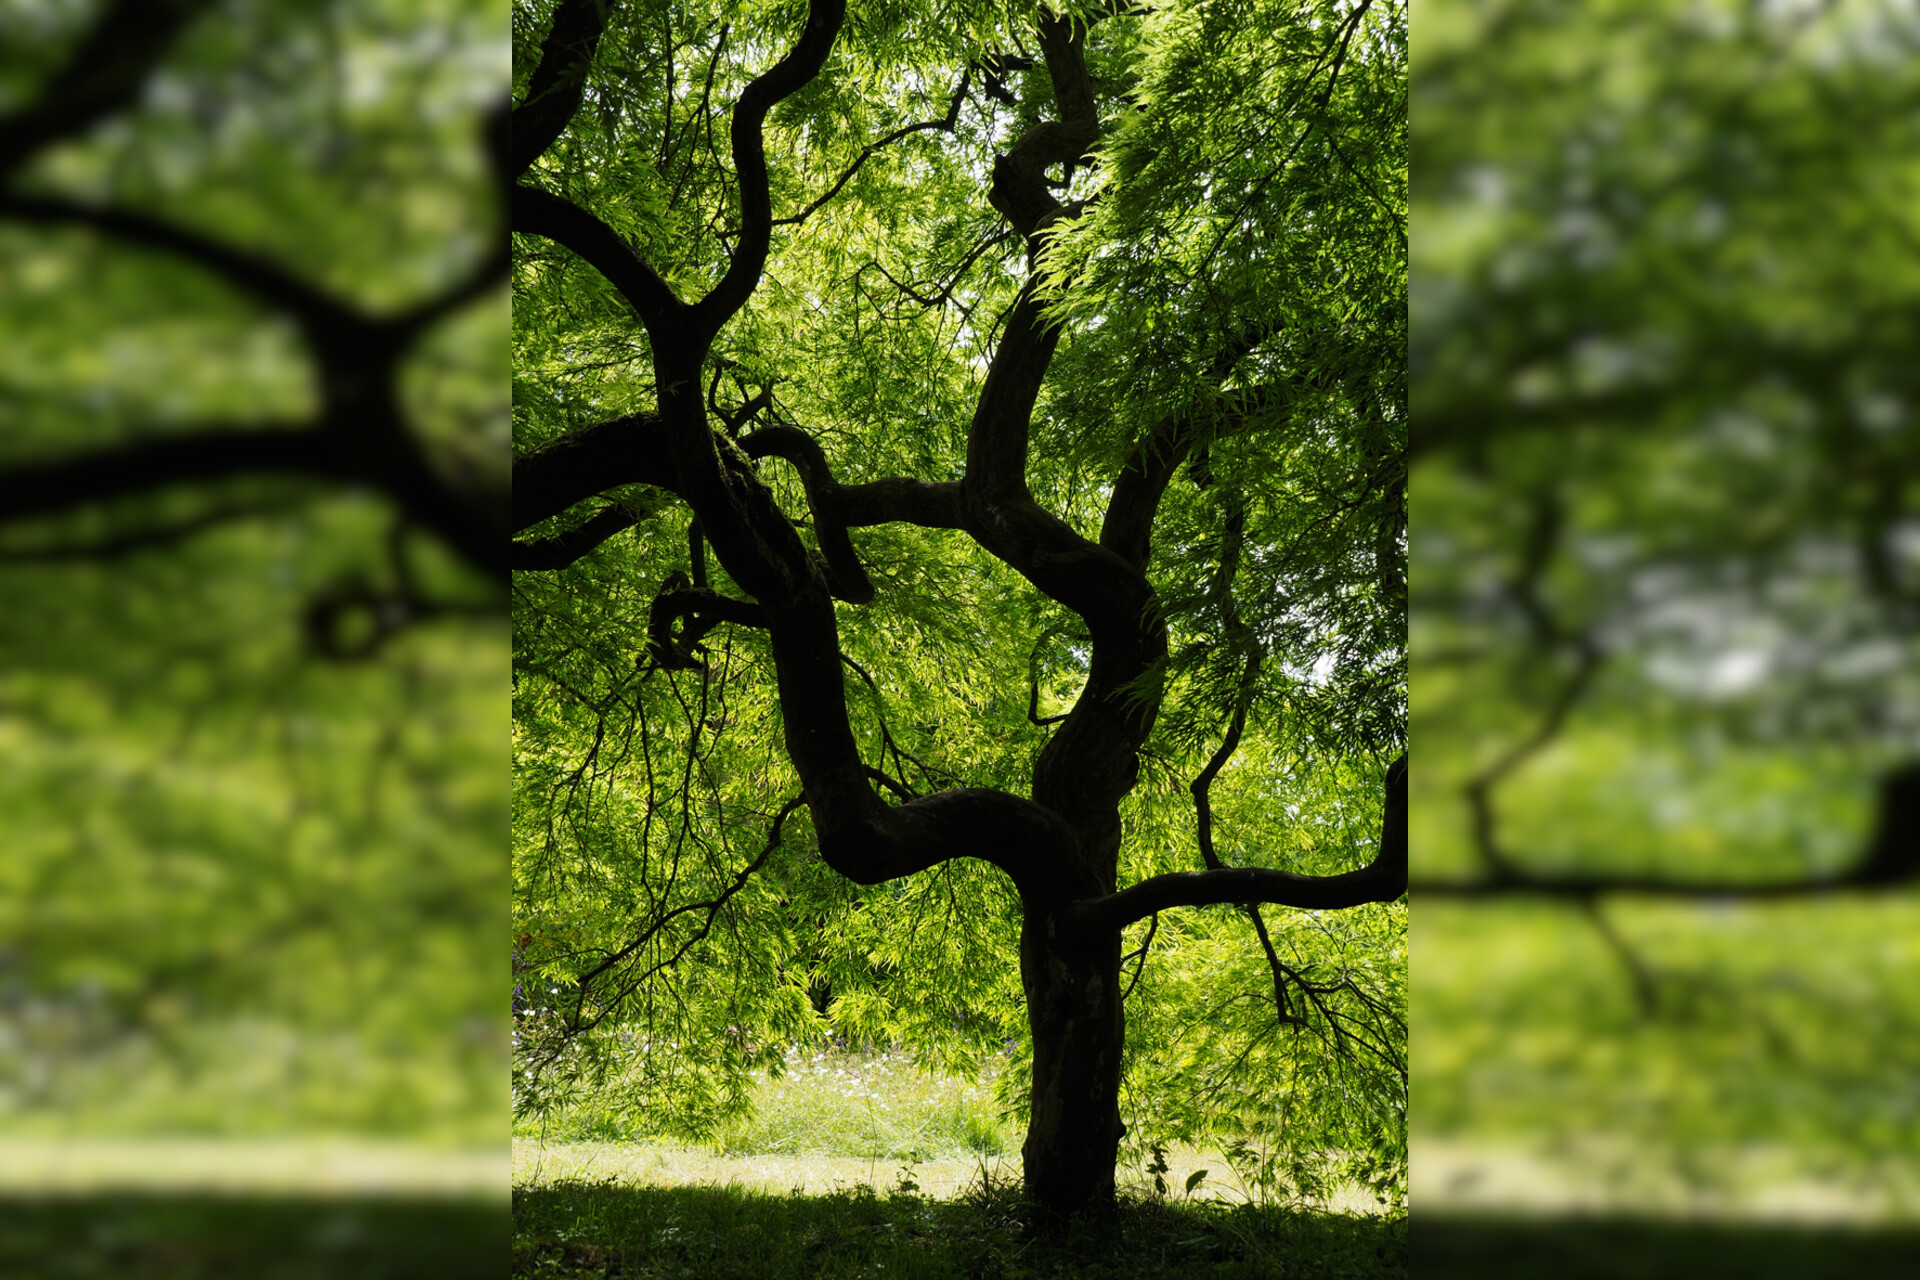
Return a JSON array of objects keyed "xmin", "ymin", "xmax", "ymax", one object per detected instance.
[
  {"xmin": 515, "ymin": 1046, "xmax": 1388, "ymax": 1212},
  {"xmin": 516, "ymin": 1046, "xmax": 1013, "ymax": 1162},
  {"xmin": 512, "ymin": 1046, "xmax": 1405, "ymax": 1277},
  {"xmin": 716, "ymin": 1046, "xmax": 1011, "ymax": 1161},
  {"xmin": 2, "ymin": 1194, "xmax": 506, "ymax": 1279},
  {"xmin": 1412, "ymin": 1214, "xmax": 1920, "ymax": 1280},
  {"xmin": 513, "ymin": 1177, "xmax": 1406, "ymax": 1279},
  {"xmin": 0, "ymin": 1137, "xmax": 508, "ymax": 1278}
]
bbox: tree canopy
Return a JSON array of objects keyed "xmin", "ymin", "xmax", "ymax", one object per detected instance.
[
  {"xmin": 1410, "ymin": 0, "xmax": 1920, "ymax": 1215},
  {"xmin": 0, "ymin": 0, "xmax": 507, "ymax": 1144},
  {"xmin": 510, "ymin": 0, "xmax": 1407, "ymax": 1216}
]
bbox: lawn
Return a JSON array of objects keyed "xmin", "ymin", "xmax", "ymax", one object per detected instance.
[
  {"xmin": 512, "ymin": 1047, "xmax": 1404, "ymax": 1277},
  {"xmin": 513, "ymin": 1179, "xmax": 1405, "ymax": 1280}
]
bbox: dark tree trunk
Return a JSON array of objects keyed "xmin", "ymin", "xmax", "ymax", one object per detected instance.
[{"xmin": 1020, "ymin": 904, "xmax": 1126, "ymax": 1223}]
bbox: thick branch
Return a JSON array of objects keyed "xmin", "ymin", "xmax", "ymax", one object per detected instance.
[
  {"xmin": 987, "ymin": 9, "xmax": 1099, "ymax": 238},
  {"xmin": 689, "ymin": 0, "xmax": 847, "ymax": 340},
  {"xmin": 510, "ymin": 0, "xmax": 610, "ymax": 181},
  {"xmin": 647, "ymin": 580, "xmax": 768, "ymax": 669},
  {"xmin": 1066, "ymin": 753, "xmax": 1407, "ymax": 934},
  {"xmin": 755, "ymin": 588, "xmax": 1093, "ymax": 905},
  {"xmin": 822, "ymin": 477, "xmax": 966, "ymax": 530},
  {"xmin": 957, "ymin": 280, "xmax": 1166, "ymax": 845},
  {"xmin": 513, "ymin": 184, "xmax": 686, "ymax": 334},
  {"xmin": 0, "ymin": 428, "xmax": 340, "ymax": 525},
  {"xmin": 1070, "ymin": 862, "xmax": 1404, "ymax": 933},
  {"xmin": 511, "ymin": 505, "xmax": 640, "ymax": 570},
  {"xmin": 739, "ymin": 423, "xmax": 873, "ymax": 602},
  {"xmin": 512, "ymin": 412, "xmax": 680, "ymax": 533},
  {"xmin": 0, "ymin": 0, "xmax": 210, "ymax": 176}
]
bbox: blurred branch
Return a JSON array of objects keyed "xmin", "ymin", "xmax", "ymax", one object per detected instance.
[
  {"xmin": 0, "ymin": 428, "xmax": 340, "ymax": 522},
  {"xmin": 0, "ymin": 499, "xmax": 287, "ymax": 561},
  {"xmin": 1413, "ymin": 761, "xmax": 1920, "ymax": 898},
  {"xmin": 0, "ymin": 0, "xmax": 212, "ymax": 176}
]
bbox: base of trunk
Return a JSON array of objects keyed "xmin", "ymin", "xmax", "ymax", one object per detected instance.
[{"xmin": 1020, "ymin": 912, "xmax": 1124, "ymax": 1223}]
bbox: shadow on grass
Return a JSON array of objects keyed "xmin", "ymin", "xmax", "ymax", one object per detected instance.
[
  {"xmin": 513, "ymin": 1179, "xmax": 1405, "ymax": 1279},
  {"xmin": 1414, "ymin": 1214, "xmax": 1920, "ymax": 1280},
  {"xmin": 1, "ymin": 1195, "xmax": 506, "ymax": 1279}
]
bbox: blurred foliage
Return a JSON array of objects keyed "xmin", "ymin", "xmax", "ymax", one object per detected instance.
[
  {"xmin": 512, "ymin": 0, "xmax": 1406, "ymax": 1205},
  {"xmin": 0, "ymin": 0, "xmax": 506, "ymax": 1144},
  {"xmin": 1411, "ymin": 0, "xmax": 1920, "ymax": 1221}
]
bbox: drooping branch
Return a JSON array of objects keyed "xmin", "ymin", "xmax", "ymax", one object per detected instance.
[
  {"xmin": 1099, "ymin": 324, "xmax": 1284, "ymax": 570},
  {"xmin": 775, "ymin": 68, "xmax": 973, "ymax": 228},
  {"xmin": 510, "ymin": 0, "xmax": 611, "ymax": 181},
  {"xmin": 841, "ymin": 654, "xmax": 964, "ymax": 796},
  {"xmin": 1067, "ymin": 753, "xmax": 1407, "ymax": 934},
  {"xmin": 562, "ymin": 792, "xmax": 808, "ymax": 1038},
  {"xmin": 1027, "ymin": 622, "xmax": 1078, "ymax": 728},
  {"xmin": 861, "ymin": 228, "xmax": 1014, "ymax": 311},
  {"xmin": 1179, "ymin": 481, "xmax": 1316, "ymax": 1024},
  {"xmin": 0, "ymin": 0, "xmax": 211, "ymax": 176}
]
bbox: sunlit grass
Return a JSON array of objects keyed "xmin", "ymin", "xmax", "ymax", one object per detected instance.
[
  {"xmin": 514, "ymin": 1046, "xmax": 1013, "ymax": 1161},
  {"xmin": 514, "ymin": 1045, "xmax": 1389, "ymax": 1213},
  {"xmin": 720, "ymin": 1046, "xmax": 1010, "ymax": 1160}
]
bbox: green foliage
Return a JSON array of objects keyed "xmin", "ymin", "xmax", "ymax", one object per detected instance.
[
  {"xmin": 1, "ymin": 0, "xmax": 506, "ymax": 1141},
  {"xmin": 516, "ymin": 1047, "xmax": 1014, "ymax": 1161},
  {"xmin": 514, "ymin": 0, "xmax": 1405, "ymax": 1203},
  {"xmin": 1411, "ymin": 0, "xmax": 1920, "ymax": 1211}
]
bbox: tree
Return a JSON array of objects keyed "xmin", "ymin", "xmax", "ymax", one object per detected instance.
[
  {"xmin": 511, "ymin": 0, "xmax": 1407, "ymax": 1221},
  {"xmin": 0, "ymin": 0, "xmax": 507, "ymax": 1141}
]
